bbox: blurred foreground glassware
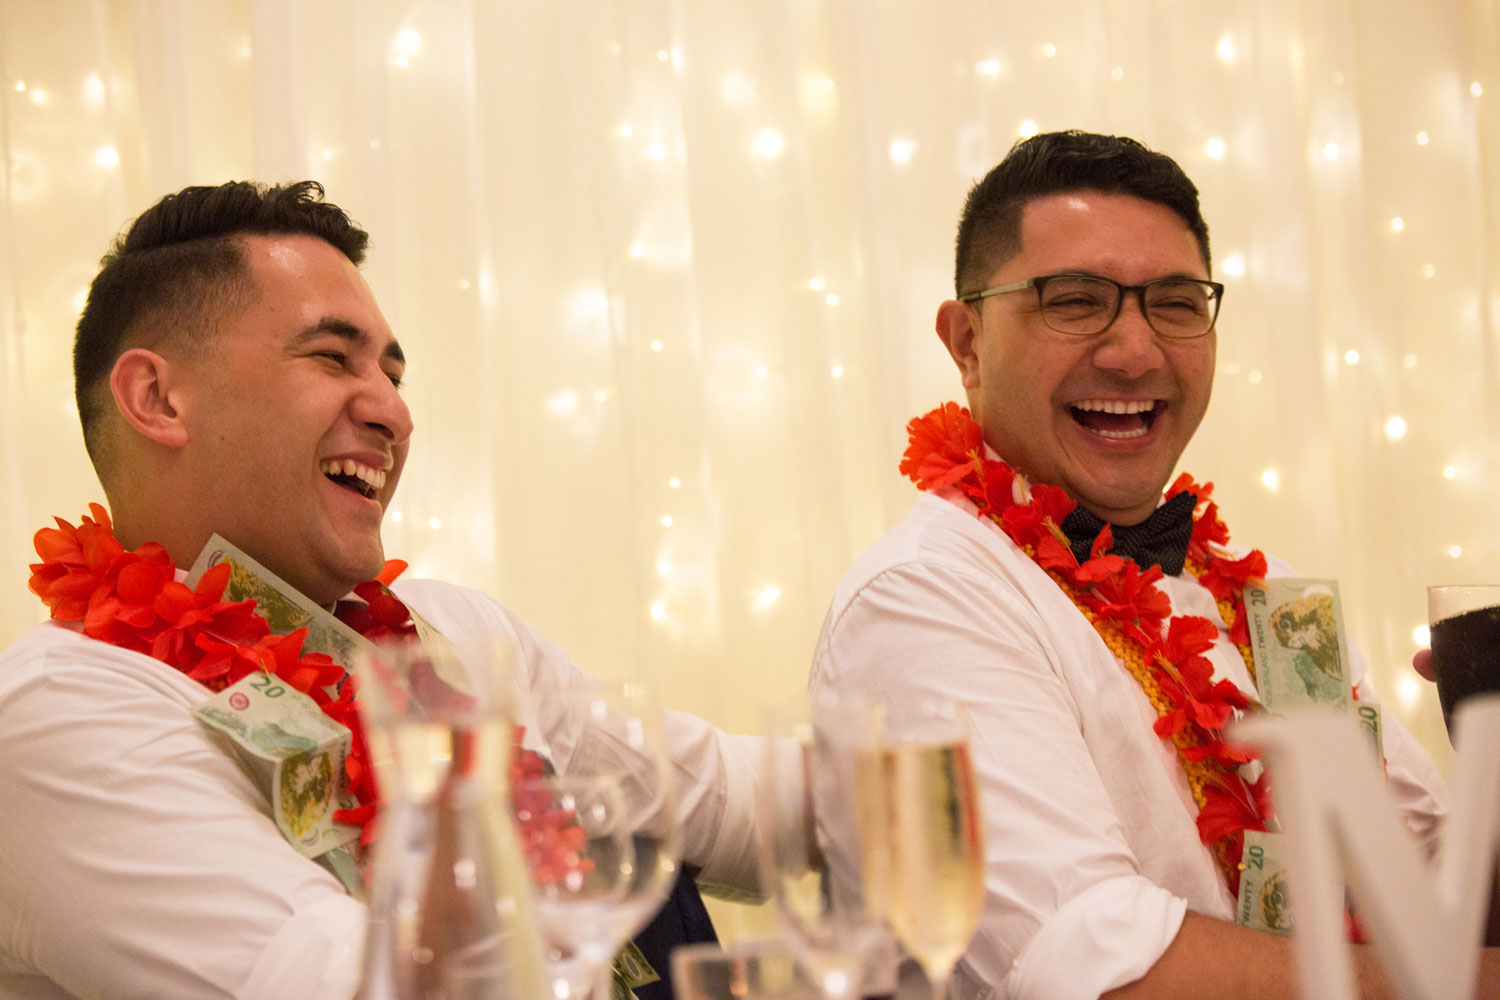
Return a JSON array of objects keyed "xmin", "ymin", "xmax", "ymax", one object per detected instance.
[
  {"xmin": 529, "ymin": 678, "xmax": 685, "ymax": 999},
  {"xmin": 760, "ymin": 692, "xmax": 890, "ymax": 999},
  {"xmin": 1427, "ymin": 584, "xmax": 1500, "ymax": 739},
  {"xmin": 513, "ymin": 775, "xmax": 633, "ymax": 999},
  {"xmin": 353, "ymin": 637, "xmax": 549, "ymax": 999},
  {"xmin": 671, "ymin": 940, "xmax": 820, "ymax": 1000},
  {"xmin": 863, "ymin": 696, "xmax": 984, "ymax": 1000}
]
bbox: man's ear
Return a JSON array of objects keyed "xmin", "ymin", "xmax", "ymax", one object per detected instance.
[
  {"xmin": 109, "ymin": 348, "xmax": 189, "ymax": 448},
  {"xmin": 936, "ymin": 299, "xmax": 982, "ymax": 389}
]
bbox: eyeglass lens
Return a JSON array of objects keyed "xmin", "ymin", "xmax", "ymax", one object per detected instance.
[{"xmin": 1039, "ymin": 275, "xmax": 1217, "ymax": 337}]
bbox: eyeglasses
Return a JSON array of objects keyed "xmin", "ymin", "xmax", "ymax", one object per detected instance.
[{"xmin": 959, "ymin": 273, "xmax": 1224, "ymax": 340}]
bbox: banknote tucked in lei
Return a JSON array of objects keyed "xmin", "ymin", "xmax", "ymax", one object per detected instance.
[
  {"xmin": 25, "ymin": 503, "xmax": 572, "ymax": 870},
  {"xmin": 900, "ymin": 403, "xmax": 1274, "ymax": 895}
]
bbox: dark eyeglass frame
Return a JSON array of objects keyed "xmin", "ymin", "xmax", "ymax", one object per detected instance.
[{"xmin": 958, "ymin": 272, "xmax": 1226, "ymax": 340}]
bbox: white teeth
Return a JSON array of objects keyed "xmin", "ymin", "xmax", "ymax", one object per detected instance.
[
  {"xmin": 1092, "ymin": 426, "xmax": 1150, "ymax": 440},
  {"xmin": 320, "ymin": 459, "xmax": 387, "ymax": 491},
  {"xmin": 1072, "ymin": 399, "xmax": 1156, "ymax": 414}
]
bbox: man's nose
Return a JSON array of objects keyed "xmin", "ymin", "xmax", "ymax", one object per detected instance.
[
  {"xmin": 354, "ymin": 371, "xmax": 414, "ymax": 444},
  {"xmin": 1093, "ymin": 290, "xmax": 1166, "ymax": 378}
]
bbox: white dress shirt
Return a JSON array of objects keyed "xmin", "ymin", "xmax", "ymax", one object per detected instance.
[
  {"xmin": 810, "ymin": 490, "xmax": 1449, "ymax": 1000},
  {"xmin": 0, "ymin": 578, "xmax": 776, "ymax": 1000}
]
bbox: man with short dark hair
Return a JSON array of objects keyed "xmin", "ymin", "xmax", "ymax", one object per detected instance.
[
  {"xmin": 0, "ymin": 181, "xmax": 770, "ymax": 1000},
  {"xmin": 812, "ymin": 131, "xmax": 1495, "ymax": 998}
]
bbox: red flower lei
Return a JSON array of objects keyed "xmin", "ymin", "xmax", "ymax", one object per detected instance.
[
  {"xmin": 900, "ymin": 404, "xmax": 1273, "ymax": 895},
  {"xmin": 27, "ymin": 503, "xmax": 579, "ymax": 879}
]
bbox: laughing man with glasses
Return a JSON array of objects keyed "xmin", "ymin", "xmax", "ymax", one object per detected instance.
[{"xmin": 811, "ymin": 131, "xmax": 1495, "ymax": 999}]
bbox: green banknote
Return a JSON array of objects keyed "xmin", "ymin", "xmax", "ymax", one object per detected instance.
[
  {"xmin": 193, "ymin": 671, "xmax": 361, "ymax": 861},
  {"xmin": 183, "ymin": 534, "xmax": 374, "ymax": 665},
  {"xmin": 1244, "ymin": 579, "xmax": 1353, "ymax": 714},
  {"xmin": 1236, "ymin": 829, "xmax": 1294, "ymax": 936}
]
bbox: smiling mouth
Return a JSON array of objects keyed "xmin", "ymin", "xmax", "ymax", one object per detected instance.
[
  {"xmin": 1069, "ymin": 399, "xmax": 1164, "ymax": 440},
  {"xmin": 320, "ymin": 459, "xmax": 387, "ymax": 500}
]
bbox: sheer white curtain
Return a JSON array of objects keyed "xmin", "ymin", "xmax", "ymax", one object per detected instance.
[{"xmin": 2, "ymin": 0, "xmax": 1496, "ymax": 848}]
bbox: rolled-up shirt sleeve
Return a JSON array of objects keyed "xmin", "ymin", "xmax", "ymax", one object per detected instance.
[{"xmin": 813, "ymin": 559, "xmax": 1191, "ymax": 1000}]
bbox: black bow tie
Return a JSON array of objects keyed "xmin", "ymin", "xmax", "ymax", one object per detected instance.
[{"xmin": 1059, "ymin": 489, "xmax": 1198, "ymax": 576}]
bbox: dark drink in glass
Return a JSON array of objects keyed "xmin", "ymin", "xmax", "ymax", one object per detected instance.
[{"xmin": 1427, "ymin": 586, "xmax": 1500, "ymax": 739}]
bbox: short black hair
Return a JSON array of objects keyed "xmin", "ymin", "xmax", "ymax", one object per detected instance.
[
  {"xmin": 73, "ymin": 180, "xmax": 369, "ymax": 473},
  {"xmin": 954, "ymin": 130, "xmax": 1211, "ymax": 296}
]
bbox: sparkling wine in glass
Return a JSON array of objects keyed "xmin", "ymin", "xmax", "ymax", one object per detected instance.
[{"xmin": 863, "ymin": 698, "xmax": 984, "ymax": 1000}]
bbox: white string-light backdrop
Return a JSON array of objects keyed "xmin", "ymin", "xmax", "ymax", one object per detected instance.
[{"xmin": 2, "ymin": 0, "xmax": 1497, "ymax": 933}]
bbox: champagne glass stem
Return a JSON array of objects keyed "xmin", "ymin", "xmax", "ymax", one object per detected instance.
[
  {"xmin": 927, "ymin": 967, "xmax": 952, "ymax": 1000},
  {"xmin": 592, "ymin": 956, "xmax": 615, "ymax": 1000}
]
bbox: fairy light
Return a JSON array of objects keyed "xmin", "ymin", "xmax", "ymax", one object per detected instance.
[
  {"xmin": 1323, "ymin": 142, "xmax": 1340, "ymax": 160},
  {"xmin": 618, "ymin": 123, "xmax": 633, "ymax": 138},
  {"xmin": 1397, "ymin": 675, "xmax": 1421, "ymax": 712},
  {"xmin": 1402, "ymin": 354, "xmax": 1418, "ymax": 369},
  {"xmin": 721, "ymin": 73, "xmax": 754, "ymax": 106},
  {"xmin": 1384, "ymin": 415, "xmax": 1407, "ymax": 440},
  {"xmin": 1390, "ymin": 217, "xmax": 1404, "ymax": 233},
  {"xmin": 888, "ymin": 137, "xmax": 917, "ymax": 166},
  {"xmin": 824, "ymin": 293, "xmax": 840, "ymax": 307},
  {"xmin": 1205, "ymin": 137, "xmax": 1227, "ymax": 159},
  {"xmin": 1110, "ymin": 66, "xmax": 1124, "ymax": 81},
  {"xmin": 1261, "ymin": 468, "xmax": 1280, "ymax": 491},
  {"xmin": 660, "ymin": 515, "xmax": 673, "ymax": 528},
  {"xmin": 1422, "ymin": 264, "xmax": 1435, "ymax": 278},
  {"xmin": 545, "ymin": 389, "xmax": 578, "ymax": 416},
  {"xmin": 28, "ymin": 87, "xmax": 48, "ymax": 106},
  {"xmin": 390, "ymin": 510, "xmax": 403, "ymax": 523},
  {"xmin": 1344, "ymin": 348, "xmax": 1360, "ymax": 365},
  {"xmin": 756, "ymin": 366, "xmax": 769, "ymax": 379},
  {"xmin": 1042, "ymin": 43, "xmax": 1057, "ymax": 58},
  {"xmin": 752, "ymin": 585, "xmax": 782, "ymax": 614},
  {"xmin": 808, "ymin": 276, "xmax": 825, "ymax": 291},
  {"xmin": 650, "ymin": 601, "xmax": 667, "ymax": 622},
  {"xmin": 1247, "ymin": 369, "xmax": 1262, "ymax": 384},
  {"xmin": 320, "ymin": 148, "xmax": 335, "ymax": 162},
  {"xmin": 93, "ymin": 146, "xmax": 119, "ymax": 168},
  {"xmin": 1447, "ymin": 545, "xmax": 1463, "ymax": 559},
  {"xmin": 649, "ymin": 339, "xmax": 664, "ymax": 352},
  {"xmin": 1416, "ymin": 131, "xmax": 1430, "ymax": 146},
  {"xmin": 1442, "ymin": 465, "xmax": 1457, "ymax": 480},
  {"xmin": 830, "ymin": 364, "xmax": 844, "ymax": 378},
  {"xmin": 427, "ymin": 517, "xmax": 442, "ymax": 530},
  {"xmin": 1018, "ymin": 119, "xmax": 1039, "ymax": 138},
  {"xmin": 1412, "ymin": 624, "xmax": 1430, "ymax": 645},
  {"xmin": 1221, "ymin": 252, "xmax": 1246, "ymax": 278},
  {"xmin": 82, "ymin": 73, "xmax": 105, "ymax": 106},
  {"xmin": 647, "ymin": 142, "xmax": 666, "ymax": 160},
  {"xmin": 1216, "ymin": 36, "xmax": 1236, "ymax": 62},
  {"xmin": 755, "ymin": 129, "xmax": 785, "ymax": 159},
  {"xmin": 395, "ymin": 30, "xmax": 422, "ymax": 55},
  {"xmin": 668, "ymin": 476, "xmax": 681, "ymax": 489},
  {"xmin": 975, "ymin": 59, "xmax": 1001, "ymax": 77},
  {"xmin": 1472, "ymin": 82, "xmax": 1485, "ymax": 97},
  {"xmin": 657, "ymin": 560, "xmax": 673, "ymax": 577}
]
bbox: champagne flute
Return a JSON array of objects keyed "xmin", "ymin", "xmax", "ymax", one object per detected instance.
[
  {"xmin": 869, "ymin": 697, "xmax": 984, "ymax": 1000},
  {"xmin": 527, "ymin": 678, "xmax": 684, "ymax": 998},
  {"xmin": 759, "ymin": 692, "xmax": 890, "ymax": 1000},
  {"xmin": 513, "ymin": 775, "xmax": 634, "ymax": 999}
]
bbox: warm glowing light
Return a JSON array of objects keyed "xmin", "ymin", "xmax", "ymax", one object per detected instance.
[
  {"xmin": 28, "ymin": 87, "xmax": 48, "ymax": 105},
  {"xmin": 320, "ymin": 148, "xmax": 335, "ymax": 161},
  {"xmin": 1344, "ymin": 348, "xmax": 1360, "ymax": 365},
  {"xmin": 391, "ymin": 510, "xmax": 403, "ymax": 523},
  {"xmin": 721, "ymin": 73, "xmax": 755, "ymax": 106},
  {"xmin": 659, "ymin": 515, "xmax": 673, "ymax": 528},
  {"xmin": 647, "ymin": 142, "xmax": 666, "ymax": 160},
  {"xmin": 1110, "ymin": 66, "xmax": 1124, "ymax": 81},
  {"xmin": 1402, "ymin": 353, "xmax": 1417, "ymax": 369},
  {"xmin": 618, "ymin": 122, "xmax": 633, "ymax": 138},
  {"xmin": 649, "ymin": 339, "xmax": 664, "ymax": 352},
  {"xmin": 457, "ymin": 278, "xmax": 471, "ymax": 290},
  {"xmin": 808, "ymin": 276, "xmax": 825, "ymax": 291},
  {"xmin": 1018, "ymin": 119, "xmax": 1039, "ymax": 138},
  {"xmin": 668, "ymin": 476, "xmax": 681, "ymax": 489},
  {"xmin": 1221, "ymin": 252, "xmax": 1246, "ymax": 278},
  {"xmin": 830, "ymin": 364, "xmax": 844, "ymax": 378},
  {"xmin": 545, "ymin": 389, "xmax": 578, "ymax": 416},
  {"xmin": 888, "ymin": 137, "xmax": 917, "ymax": 166},
  {"xmin": 1448, "ymin": 545, "xmax": 1463, "ymax": 559},
  {"xmin": 427, "ymin": 517, "xmax": 442, "ymax": 530},
  {"xmin": 1442, "ymin": 465, "xmax": 1457, "ymax": 480},
  {"xmin": 1204, "ymin": 137, "xmax": 1227, "ymax": 159},
  {"xmin": 657, "ymin": 560, "xmax": 673, "ymax": 577},
  {"xmin": 393, "ymin": 55, "xmax": 409, "ymax": 69},
  {"xmin": 1384, "ymin": 415, "xmax": 1407, "ymax": 440},
  {"xmin": 1042, "ymin": 43, "xmax": 1057, "ymax": 58},
  {"xmin": 1389, "ymin": 216, "xmax": 1404, "ymax": 233},
  {"xmin": 975, "ymin": 59, "xmax": 1001, "ymax": 77},
  {"xmin": 1412, "ymin": 624, "xmax": 1430, "ymax": 646},
  {"xmin": 1247, "ymin": 369, "xmax": 1262, "ymax": 384},
  {"xmin": 799, "ymin": 74, "xmax": 837, "ymax": 114},
  {"xmin": 1422, "ymin": 264, "xmax": 1435, "ymax": 278},
  {"xmin": 1225, "ymin": 362, "xmax": 1242, "ymax": 376},
  {"xmin": 1260, "ymin": 468, "xmax": 1280, "ymax": 491},
  {"xmin": 1472, "ymin": 81, "xmax": 1484, "ymax": 97},
  {"xmin": 395, "ymin": 30, "xmax": 422, "ymax": 55},
  {"xmin": 71, "ymin": 287, "xmax": 88, "ymax": 313},
  {"xmin": 82, "ymin": 73, "xmax": 105, "ymax": 105},
  {"xmin": 650, "ymin": 601, "xmax": 667, "ymax": 622},
  {"xmin": 755, "ymin": 128, "xmax": 785, "ymax": 158},
  {"xmin": 1397, "ymin": 675, "xmax": 1421, "ymax": 712},
  {"xmin": 656, "ymin": 49, "xmax": 669, "ymax": 62},
  {"xmin": 1415, "ymin": 130, "xmax": 1430, "ymax": 146},
  {"xmin": 13, "ymin": 80, "xmax": 24, "ymax": 92},
  {"xmin": 593, "ymin": 389, "xmax": 608, "ymax": 403},
  {"xmin": 628, "ymin": 245, "xmax": 644, "ymax": 260},
  {"xmin": 1322, "ymin": 142, "xmax": 1340, "ymax": 160},
  {"xmin": 93, "ymin": 146, "xmax": 119, "ymax": 168},
  {"xmin": 825, "ymin": 293, "xmax": 840, "ymax": 307},
  {"xmin": 756, "ymin": 366, "xmax": 769, "ymax": 379},
  {"xmin": 1216, "ymin": 36, "xmax": 1236, "ymax": 62},
  {"xmin": 752, "ymin": 585, "xmax": 782, "ymax": 614}
]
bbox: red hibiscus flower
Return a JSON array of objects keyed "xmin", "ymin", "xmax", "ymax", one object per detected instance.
[{"xmin": 899, "ymin": 403, "xmax": 984, "ymax": 491}]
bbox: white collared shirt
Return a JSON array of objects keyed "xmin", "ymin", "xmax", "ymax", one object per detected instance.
[{"xmin": 810, "ymin": 491, "xmax": 1448, "ymax": 1000}]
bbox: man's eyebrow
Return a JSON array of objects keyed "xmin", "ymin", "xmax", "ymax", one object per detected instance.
[{"xmin": 293, "ymin": 318, "xmax": 406, "ymax": 366}]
